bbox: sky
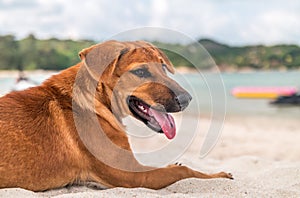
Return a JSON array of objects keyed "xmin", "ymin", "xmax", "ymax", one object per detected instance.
[{"xmin": 0, "ymin": 0, "xmax": 299, "ymax": 46}]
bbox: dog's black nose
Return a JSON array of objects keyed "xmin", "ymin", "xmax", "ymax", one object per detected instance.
[{"xmin": 175, "ymin": 93, "xmax": 192, "ymax": 111}]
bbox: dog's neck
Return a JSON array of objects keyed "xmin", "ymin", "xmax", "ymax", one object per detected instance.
[{"xmin": 43, "ymin": 63, "xmax": 125, "ymax": 132}]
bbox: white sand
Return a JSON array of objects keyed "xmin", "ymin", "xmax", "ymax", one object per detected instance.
[
  {"xmin": 0, "ymin": 70, "xmax": 57, "ymax": 78},
  {"xmin": 1, "ymin": 115, "xmax": 300, "ymax": 197}
]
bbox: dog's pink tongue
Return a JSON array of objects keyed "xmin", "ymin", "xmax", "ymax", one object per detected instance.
[{"xmin": 149, "ymin": 109, "xmax": 176, "ymax": 139}]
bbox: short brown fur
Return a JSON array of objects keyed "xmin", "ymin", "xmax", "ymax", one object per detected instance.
[{"xmin": 0, "ymin": 40, "xmax": 232, "ymax": 191}]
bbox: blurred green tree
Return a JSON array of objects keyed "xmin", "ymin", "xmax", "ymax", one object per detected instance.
[{"xmin": 0, "ymin": 35, "xmax": 19, "ymax": 70}]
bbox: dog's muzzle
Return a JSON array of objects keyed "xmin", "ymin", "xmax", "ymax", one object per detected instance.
[
  {"xmin": 127, "ymin": 92, "xmax": 192, "ymax": 140},
  {"xmin": 175, "ymin": 93, "xmax": 192, "ymax": 111}
]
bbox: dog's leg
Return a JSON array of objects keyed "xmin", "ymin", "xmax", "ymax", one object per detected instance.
[
  {"xmin": 85, "ymin": 119, "xmax": 232, "ymax": 189},
  {"xmin": 132, "ymin": 166, "xmax": 233, "ymax": 189},
  {"xmin": 90, "ymin": 163, "xmax": 232, "ymax": 189}
]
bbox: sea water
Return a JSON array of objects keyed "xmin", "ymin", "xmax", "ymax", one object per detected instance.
[
  {"xmin": 176, "ymin": 71, "xmax": 300, "ymax": 118},
  {"xmin": 0, "ymin": 71, "xmax": 299, "ymax": 118}
]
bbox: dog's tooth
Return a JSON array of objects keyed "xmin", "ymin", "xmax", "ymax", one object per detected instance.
[
  {"xmin": 138, "ymin": 105, "xmax": 145, "ymax": 111},
  {"xmin": 139, "ymin": 105, "xmax": 148, "ymax": 114}
]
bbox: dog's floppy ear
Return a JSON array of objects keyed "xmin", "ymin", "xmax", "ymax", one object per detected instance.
[
  {"xmin": 79, "ymin": 40, "xmax": 128, "ymax": 80},
  {"xmin": 79, "ymin": 44, "xmax": 98, "ymax": 60}
]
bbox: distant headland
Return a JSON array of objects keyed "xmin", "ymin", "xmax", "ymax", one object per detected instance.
[{"xmin": 0, "ymin": 34, "xmax": 299, "ymax": 71}]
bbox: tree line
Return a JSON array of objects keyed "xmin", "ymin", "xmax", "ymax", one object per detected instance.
[
  {"xmin": 0, "ymin": 34, "xmax": 95, "ymax": 70},
  {"xmin": 0, "ymin": 34, "xmax": 300, "ymax": 71}
]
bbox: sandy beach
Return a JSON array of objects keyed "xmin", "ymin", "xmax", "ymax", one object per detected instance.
[
  {"xmin": 0, "ymin": 115, "xmax": 299, "ymax": 197},
  {"xmin": 0, "ymin": 70, "xmax": 58, "ymax": 78}
]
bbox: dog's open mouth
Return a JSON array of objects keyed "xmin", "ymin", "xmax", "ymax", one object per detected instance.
[{"xmin": 127, "ymin": 96, "xmax": 176, "ymax": 139}]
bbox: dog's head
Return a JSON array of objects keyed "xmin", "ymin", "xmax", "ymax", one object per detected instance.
[{"xmin": 79, "ymin": 40, "xmax": 192, "ymax": 139}]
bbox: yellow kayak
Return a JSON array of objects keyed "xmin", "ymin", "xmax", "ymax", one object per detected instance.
[{"xmin": 231, "ymin": 87, "xmax": 298, "ymax": 99}]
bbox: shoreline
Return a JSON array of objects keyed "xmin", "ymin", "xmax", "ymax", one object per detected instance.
[
  {"xmin": 0, "ymin": 70, "xmax": 58, "ymax": 78},
  {"xmin": 175, "ymin": 66, "xmax": 300, "ymax": 74},
  {"xmin": 0, "ymin": 67, "xmax": 299, "ymax": 78}
]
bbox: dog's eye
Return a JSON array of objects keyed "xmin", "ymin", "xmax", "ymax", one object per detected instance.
[
  {"xmin": 162, "ymin": 64, "xmax": 167, "ymax": 73},
  {"xmin": 131, "ymin": 68, "xmax": 151, "ymax": 78}
]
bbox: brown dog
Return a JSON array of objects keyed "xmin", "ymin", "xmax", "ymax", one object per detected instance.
[{"xmin": 0, "ymin": 40, "xmax": 232, "ymax": 191}]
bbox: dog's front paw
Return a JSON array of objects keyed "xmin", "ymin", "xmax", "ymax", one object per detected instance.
[
  {"xmin": 174, "ymin": 162, "xmax": 182, "ymax": 166},
  {"xmin": 219, "ymin": 172, "xmax": 234, "ymax": 180},
  {"xmin": 167, "ymin": 162, "xmax": 183, "ymax": 168}
]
